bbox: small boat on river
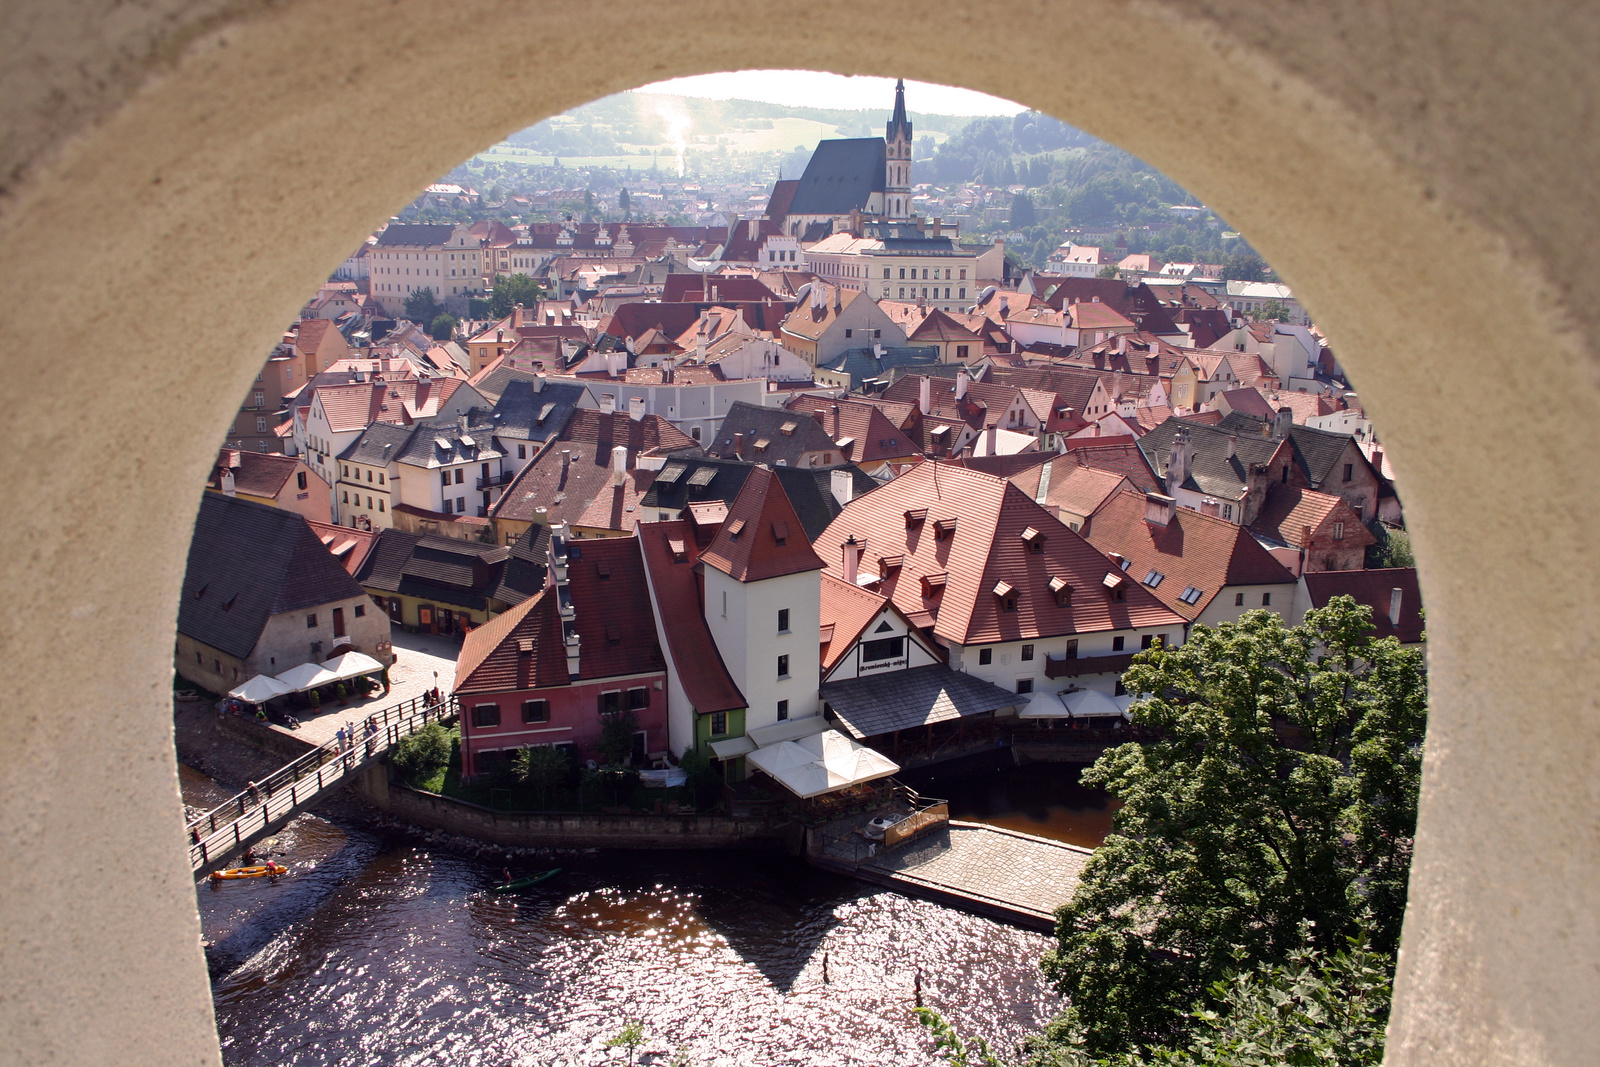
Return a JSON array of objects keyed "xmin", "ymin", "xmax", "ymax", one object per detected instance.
[
  {"xmin": 488, "ymin": 868, "xmax": 562, "ymax": 894},
  {"xmin": 209, "ymin": 862, "xmax": 289, "ymax": 881}
]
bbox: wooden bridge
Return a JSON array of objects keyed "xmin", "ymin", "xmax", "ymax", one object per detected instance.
[{"xmin": 185, "ymin": 693, "xmax": 455, "ymax": 875}]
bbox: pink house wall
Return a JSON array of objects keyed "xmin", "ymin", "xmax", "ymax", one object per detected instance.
[{"xmin": 459, "ymin": 673, "xmax": 666, "ymax": 777}]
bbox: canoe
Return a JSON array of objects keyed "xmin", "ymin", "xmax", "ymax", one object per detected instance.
[
  {"xmin": 209, "ymin": 862, "xmax": 288, "ymax": 880},
  {"xmin": 488, "ymin": 868, "xmax": 562, "ymax": 894}
]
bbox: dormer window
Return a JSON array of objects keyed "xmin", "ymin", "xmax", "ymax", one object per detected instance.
[
  {"xmin": 1021, "ymin": 526, "xmax": 1045, "ymax": 553},
  {"xmin": 1050, "ymin": 576, "xmax": 1072, "ymax": 607},
  {"xmin": 921, "ymin": 572, "xmax": 948, "ymax": 597},
  {"xmin": 933, "ymin": 517, "xmax": 958, "ymax": 540},
  {"xmin": 668, "ymin": 538, "xmax": 688, "ymax": 563},
  {"xmin": 726, "ymin": 518, "xmax": 746, "ymax": 541},
  {"xmin": 596, "ymin": 561, "xmax": 611, "ymax": 579},
  {"xmin": 993, "ymin": 580, "xmax": 1018, "ymax": 612},
  {"xmin": 904, "ymin": 508, "xmax": 928, "ymax": 529},
  {"xmin": 878, "ymin": 554, "xmax": 904, "ymax": 578},
  {"xmin": 771, "ymin": 520, "xmax": 789, "ymax": 547}
]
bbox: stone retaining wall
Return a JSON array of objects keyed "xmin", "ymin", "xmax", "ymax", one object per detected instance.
[
  {"xmin": 353, "ymin": 771, "xmax": 801, "ymax": 852},
  {"xmin": 214, "ymin": 712, "xmax": 318, "ymax": 763}
]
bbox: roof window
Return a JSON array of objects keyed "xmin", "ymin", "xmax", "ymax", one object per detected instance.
[
  {"xmin": 1178, "ymin": 585, "xmax": 1203, "ymax": 605},
  {"xmin": 1143, "ymin": 570, "xmax": 1165, "ymax": 588}
]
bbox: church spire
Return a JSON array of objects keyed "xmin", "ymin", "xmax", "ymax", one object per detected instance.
[{"xmin": 886, "ymin": 79, "xmax": 913, "ymax": 143}]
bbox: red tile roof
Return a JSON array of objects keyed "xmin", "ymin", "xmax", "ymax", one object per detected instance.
[
  {"xmin": 819, "ymin": 573, "xmax": 891, "ymax": 670},
  {"xmin": 305, "ymin": 520, "xmax": 379, "ymax": 576},
  {"xmin": 207, "ymin": 448, "xmax": 299, "ymax": 498},
  {"xmin": 454, "ymin": 536, "xmax": 665, "ymax": 694},
  {"xmin": 636, "ymin": 520, "xmax": 746, "ymax": 714},
  {"xmin": 1250, "ymin": 486, "xmax": 1376, "ymax": 551},
  {"xmin": 815, "ymin": 462, "xmax": 1185, "ymax": 646},
  {"xmin": 701, "ymin": 466, "xmax": 827, "ymax": 583},
  {"xmin": 1303, "ymin": 568, "xmax": 1425, "ymax": 644},
  {"xmin": 1061, "ymin": 436, "xmax": 1162, "ymax": 493},
  {"xmin": 1081, "ymin": 489, "xmax": 1296, "ymax": 620}
]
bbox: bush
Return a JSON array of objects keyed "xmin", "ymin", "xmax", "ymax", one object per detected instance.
[
  {"xmin": 390, "ymin": 723, "xmax": 451, "ymax": 787},
  {"xmin": 677, "ymin": 747, "xmax": 721, "ymax": 810},
  {"xmin": 597, "ymin": 708, "xmax": 640, "ymax": 766}
]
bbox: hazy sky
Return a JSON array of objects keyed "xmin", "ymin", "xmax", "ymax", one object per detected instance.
[{"xmin": 635, "ymin": 72, "xmax": 1026, "ymax": 116}]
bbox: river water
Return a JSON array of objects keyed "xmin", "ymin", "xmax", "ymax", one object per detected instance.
[{"xmin": 184, "ymin": 761, "xmax": 1112, "ymax": 1066}]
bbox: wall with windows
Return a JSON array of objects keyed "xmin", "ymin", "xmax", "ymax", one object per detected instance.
[
  {"xmin": 821, "ymin": 606, "xmax": 943, "ymax": 682},
  {"xmin": 944, "ymin": 625, "xmax": 1183, "ymax": 699},
  {"xmin": 457, "ymin": 672, "xmax": 666, "ymax": 777},
  {"xmin": 702, "ymin": 565, "xmax": 822, "ymax": 735}
]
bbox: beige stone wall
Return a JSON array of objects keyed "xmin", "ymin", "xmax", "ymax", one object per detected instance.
[{"xmin": 4, "ymin": 3, "xmax": 1599, "ymax": 1065}]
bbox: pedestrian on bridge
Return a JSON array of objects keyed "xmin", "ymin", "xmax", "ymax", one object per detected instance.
[
  {"xmin": 364, "ymin": 717, "xmax": 378, "ymax": 756},
  {"xmin": 335, "ymin": 725, "xmax": 348, "ymax": 752}
]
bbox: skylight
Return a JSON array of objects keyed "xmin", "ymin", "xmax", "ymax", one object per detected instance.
[
  {"xmin": 1179, "ymin": 586, "xmax": 1203, "ymax": 604},
  {"xmin": 1143, "ymin": 570, "xmax": 1165, "ymax": 587}
]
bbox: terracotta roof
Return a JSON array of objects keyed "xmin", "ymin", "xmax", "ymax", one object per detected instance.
[
  {"xmin": 305, "ymin": 520, "xmax": 379, "ymax": 576},
  {"xmin": 207, "ymin": 448, "xmax": 300, "ymax": 498},
  {"xmin": 909, "ymin": 309, "xmax": 984, "ymax": 345},
  {"xmin": 492, "ymin": 409, "xmax": 698, "ymax": 532},
  {"xmin": 453, "ymin": 589, "xmax": 565, "ymax": 694},
  {"xmin": 818, "ymin": 573, "xmax": 893, "ymax": 671},
  {"xmin": 1061, "ymin": 436, "xmax": 1162, "ymax": 493},
  {"xmin": 781, "ymin": 395, "xmax": 922, "ymax": 463},
  {"xmin": 700, "ymin": 466, "xmax": 827, "ymax": 583},
  {"xmin": 636, "ymin": 520, "xmax": 746, "ymax": 714},
  {"xmin": 1303, "ymin": 568, "xmax": 1425, "ymax": 644},
  {"xmin": 1082, "ymin": 489, "xmax": 1296, "ymax": 620},
  {"xmin": 1217, "ymin": 387, "xmax": 1276, "ymax": 420},
  {"xmin": 815, "ymin": 463, "xmax": 1185, "ymax": 646},
  {"xmin": 1249, "ymin": 485, "xmax": 1376, "ymax": 550},
  {"xmin": 1030, "ymin": 277, "xmax": 1182, "ymax": 335}
]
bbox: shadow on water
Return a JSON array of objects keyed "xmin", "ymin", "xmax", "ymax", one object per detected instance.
[{"xmin": 903, "ymin": 753, "xmax": 1119, "ymax": 849}]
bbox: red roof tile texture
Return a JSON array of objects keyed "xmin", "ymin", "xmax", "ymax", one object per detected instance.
[
  {"xmin": 819, "ymin": 573, "xmax": 891, "ymax": 671},
  {"xmin": 701, "ymin": 466, "xmax": 827, "ymax": 583},
  {"xmin": 1303, "ymin": 567, "xmax": 1425, "ymax": 644},
  {"xmin": 815, "ymin": 463, "xmax": 1185, "ymax": 646},
  {"xmin": 636, "ymin": 520, "xmax": 747, "ymax": 713},
  {"xmin": 1082, "ymin": 489, "xmax": 1296, "ymax": 620}
]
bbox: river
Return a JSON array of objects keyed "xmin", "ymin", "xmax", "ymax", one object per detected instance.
[{"xmin": 184, "ymin": 761, "xmax": 1113, "ymax": 1066}]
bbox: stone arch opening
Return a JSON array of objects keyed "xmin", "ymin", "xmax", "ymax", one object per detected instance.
[{"xmin": 4, "ymin": 5, "xmax": 1598, "ymax": 1065}]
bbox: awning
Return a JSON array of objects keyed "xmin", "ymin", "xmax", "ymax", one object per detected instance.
[
  {"xmin": 708, "ymin": 735, "xmax": 756, "ymax": 759},
  {"xmin": 820, "ymin": 664, "xmax": 1022, "ymax": 739},
  {"xmin": 320, "ymin": 651, "xmax": 384, "ymax": 681},
  {"xmin": 274, "ymin": 662, "xmax": 341, "ymax": 693},
  {"xmin": 746, "ymin": 729, "xmax": 900, "ymax": 799},
  {"xmin": 748, "ymin": 714, "xmax": 828, "ymax": 748},
  {"xmin": 1061, "ymin": 688, "xmax": 1129, "ymax": 718},
  {"xmin": 228, "ymin": 674, "xmax": 293, "ymax": 704},
  {"xmin": 1017, "ymin": 690, "xmax": 1070, "ymax": 718}
]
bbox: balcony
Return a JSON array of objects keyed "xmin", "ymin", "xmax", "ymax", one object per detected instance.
[
  {"xmin": 476, "ymin": 471, "xmax": 516, "ymax": 491},
  {"xmin": 1044, "ymin": 651, "xmax": 1137, "ymax": 679}
]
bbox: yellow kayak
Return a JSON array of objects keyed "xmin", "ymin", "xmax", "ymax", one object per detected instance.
[{"xmin": 209, "ymin": 862, "xmax": 288, "ymax": 880}]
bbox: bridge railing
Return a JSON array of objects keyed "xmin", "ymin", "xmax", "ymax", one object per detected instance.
[{"xmin": 186, "ymin": 693, "xmax": 455, "ymax": 872}]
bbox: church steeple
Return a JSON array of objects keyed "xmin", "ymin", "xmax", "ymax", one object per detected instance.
[{"xmin": 884, "ymin": 79, "xmax": 913, "ymax": 220}]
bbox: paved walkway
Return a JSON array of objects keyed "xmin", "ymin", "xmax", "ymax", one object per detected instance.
[
  {"xmin": 857, "ymin": 821, "xmax": 1090, "ymax": 929},
  {"xmin": 293, "ymin": 627, "xmax": 461, "ymax": 746}
]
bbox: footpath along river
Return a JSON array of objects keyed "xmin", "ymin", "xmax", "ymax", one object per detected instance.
[{"xmin": 184, "ymin": 761, "xmax": 1114, "ymax": 1066}]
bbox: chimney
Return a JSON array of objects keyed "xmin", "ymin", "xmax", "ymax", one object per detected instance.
[
  {"xmin": 985, "ymin": 426, "xmax": 999, "ymax": 455},
  {"xmin": 1371, "ymin": 447, "xmax": 1384, "ymax": 474},
  {"xmin": 1143, "ymin": 491, "xmax": 1175, "ymax": 526},
  {"xmin": 733, "ymin": 432, "xmax": 745, "ymax": 458},
  {"xmin": 1273, "ymin": 406, "xmax": 1293, "ymax": 438},
  {"xmin": 560, "ymin": 449, "xmax": 572, "ymax": 479},
  {"xmin": 831, "ymin": 468, "xmax": 854, "ymax": 508},
  {"xmin": 224, "ymin": 448, "xmax": 241, "ymax": 470},
  {"xmin": 955, "ymin": 368, "xmax": 969, "ymax": 399},
  {"xmin": 457, "ymin": 413, "xmax": 468, "ymax": 433},
  {"xmin": 830, "ymin": 404, "xmax": 841, "ymax": 439},
  {"xmin": 841, "ymin": 535, "xmax": 864, "ymax": 586},
  {"xmin": 564, "ymin": 622, "xmax": 581, "ymax": 679},
  {"xmin": 1226, "ymin": 435, "xmax": 1237, "ymax": 460},
  {"xmin": 918, "ymin": 375, "xmax": 931, "ymax": 415},
  {"xmin": 628, "ymin": 396, "xmax": 646, "ymax": 422},
  {"xmin": 219, "ymin": 468, "xmax": 236, "ymax": 497},
  {"xmin": 1389, "ymin": 587, "xmax": 1404, "ymax": 628},
  {"xmin": 533, "ymin": 372, "xmax": 546, "ymax": 393},
  {"xmin": 611, "ymin": 444, "xmax": 628, "ymax": 487},
  {"xmin": 599, "ymin": 393, "xmax": 616, "ymax": 415},
  {"xmin": 1166, "ymin": 428, "xmax": 1191, "ymax": 490}
]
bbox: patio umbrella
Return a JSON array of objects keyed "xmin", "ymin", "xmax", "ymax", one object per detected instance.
[
  {"xmin": 1060, "ymin": 688, "xmax": 1125, "ymax": 718},
  {"xmin": 274, "ymin": 662, "xmax": 341, "ymax": 694},
  {"xmin": 319, "ymin": 651, "xmax": 384, "ymax": 681},
  {"xmin": 227, "ymin": 674, "xmax": 293, "ymax": 703}
]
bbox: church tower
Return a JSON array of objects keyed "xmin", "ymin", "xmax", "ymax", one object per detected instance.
[{"xmin": 885, "ymin": 79, "xmax": 913, "ymax": 220}]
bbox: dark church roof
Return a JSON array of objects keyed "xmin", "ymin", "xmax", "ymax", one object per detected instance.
[{"xmin": 789, "ymin": 139, "xmax": 887, "ymax": 216}]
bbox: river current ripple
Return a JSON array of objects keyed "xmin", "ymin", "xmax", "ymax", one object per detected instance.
[{"xmin": 192, "ymin": 776, "xmax": 1060, "ymax": 1066}]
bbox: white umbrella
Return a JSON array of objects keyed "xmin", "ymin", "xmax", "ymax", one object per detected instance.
[
  {"xmin": 274, "ymin": 662, "xmax": 341, "ymax": 694},
  {"xmin": 1060, "ymin": 688, "xmax": 1125, "ymax": 718},
  {"xmin": 1017, "ymin": 691, "xmax": 1071, "ymax": 718},
  {"xmin": 228, "ymin": 674, "xmax": 292, "ymax": 703},
  {"xmin": 320, "ymin": 651, "xmax": 384, "ymax": 681}
]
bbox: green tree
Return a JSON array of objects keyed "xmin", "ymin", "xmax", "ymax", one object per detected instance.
[
  {"xmin": 488, "ymin": 273, "xmax": 544, "ymax": 318},
  {"xmin": 1365, "ymin": 521, "xmax": 1415, "ymax": 568},
  {"xmin": 1097, "ymin": 265, "xmax": 1121, "ymax": 278},
  {"xmin": 1040, "ymin": 598, "xmax": 1427, "ymax": 1057},
  {"xmin": 1221, "ymin": 252, "xmax": 1267, "ymax": 281},
  {"xmin": 1010, "ymin": 192, "xmax": 1037, "ymax": 229},
  {"xmin": 403, "ymin": 286, "xmax": 441, "ymax": 324},
  {"xmin": 618, "ymin": 187, "xmax": 631, "ymax": 217},
  {"xmin": 676, "ymin": 746, "xmax": 721, "ymax": 810},
  {"xmin": 597, "ymin": 708, "xmax": 641, "ymax": 766},
  {"xmin": 429, "ymin": 312, "xmax": 458, "ymax": 341},
  {"xmin": 604, "ymin": 1020, "xmax": 646, "ymax": 1063},
  {"xmin": 389, "ymin": 723, "xmax": 451, "ymax": 788},
  {"xmin": 513, "ymin": 744, "xmax": 570, "ymax": 810},
  {"xmin": 1255, "ymin": 299, "xmax": 1292, "ymax": 322}
]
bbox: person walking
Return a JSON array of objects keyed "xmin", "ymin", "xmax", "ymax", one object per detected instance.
[{"xmin": 364, "ymin": 716, "xmax": 377, "ymax": 756}]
